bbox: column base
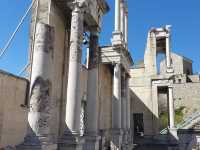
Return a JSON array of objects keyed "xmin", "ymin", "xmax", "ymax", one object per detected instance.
[
  {"xmin": 16, "ymin": 134, "xmax": 57, "ymax": 150},
  {"xmin": 168, "ymin": 128, "xmax": 179, "ymax": 142},
  {"xmin": 166, "ymin": 67, "xmax": 174, "ymax": 74},
  {"xmin": 83, "ymin": 134, "xmax": 100, "ymax": 150},
  {"xmin": 112, "ymin": 31, "xmax": 124, "ymax": 47},
  {"xmin": 110, "ymin": 129, "xmax": 123, "ymax": 150},
  {"xmin": 58, "ymin": 132, "xmax": 84, "ymax": 150}
]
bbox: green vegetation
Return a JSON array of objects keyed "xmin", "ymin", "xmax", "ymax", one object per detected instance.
[{"xmin": 159, "ymin": 106, "xmax": 185, "ymax": 130}]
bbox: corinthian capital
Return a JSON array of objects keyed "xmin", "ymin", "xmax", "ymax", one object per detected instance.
[{"xmin": 68, "ymin": 0, "xmax": 88, "ymax": 12}]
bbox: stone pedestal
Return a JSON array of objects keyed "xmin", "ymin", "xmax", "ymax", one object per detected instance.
[
  {"xmin": 111, "ymin": 130, "xmax": 123, "ymax": 150},
  {"xmin": 83, "ymin": 135, "xmax": 101, "ymax": 150},
  {"xmin": 59, "ymin": 133, "xmax": 84, "ymax": 150},
  {"xmin": 112, "ymin": 31, "xmax": 123, "ymax": 46},
  {"xmin": 16, "ymin": 22, "xmax": 57, "ymax": 150},
  {"xmin": 168, "ymin": 128, "xmax": 178, "ymax": 142}
]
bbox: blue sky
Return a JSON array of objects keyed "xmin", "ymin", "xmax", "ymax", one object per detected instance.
[{"xmin": 0, "ymin": 0, "xmax": 200, "ymax": 75}]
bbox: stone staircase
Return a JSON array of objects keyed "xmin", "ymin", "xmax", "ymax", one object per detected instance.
[{"xmin": 133, "ymin": 135, "xmax": 178, "ymax": 150}]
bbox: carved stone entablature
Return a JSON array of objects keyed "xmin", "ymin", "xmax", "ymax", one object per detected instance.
[
  {"xmin": 55, "ymin": 0, "xmax": 109, "ymax": 30},
  {"xmin": 100, "ymin": 46, "xmax": 133, "ymax": 74}
]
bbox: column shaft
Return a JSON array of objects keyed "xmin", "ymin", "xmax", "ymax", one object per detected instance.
[
  {"xmin": 85, "ymin": 32, "xmax": 99, "ymax": 134},
  {"xmin": 65, "ymin": 5, "xmax": 83, "ymax": 134},
  {"xmin": 126, "ymin": 77, "xmax": 131, "ymax": 129},
  {"xmin": 125, "ymin": 9, "xmax": 128, "ymax": 47},
  {"xmin": 166, "ymin": 36, "xmax": 171, "ymax": 68},
  {"xmin": 120, "ymin": 0, "xmax": 125, "ymax": 37},
  {"xmin": 29, "ymin": 22, "xmax": 54, "ymax": 138},
  {"xmin": 112, "ymin": 64, "xmax": 122, "ymax": 129},
  {"xmin": 115, "ymin": 0, "xmax": 121, "ymax": 31},
  {"xmin": 121, "ymin": 73, "xmax": 127, "ymax": 129},
  {"xmin": 168, "ymin": 86, "xmax": 175, "ymax": 128}
]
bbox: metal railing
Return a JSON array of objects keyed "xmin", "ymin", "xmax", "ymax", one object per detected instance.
[{"xmin": 160, "ymin": 111, "xmax": 200, "ymax": 134}]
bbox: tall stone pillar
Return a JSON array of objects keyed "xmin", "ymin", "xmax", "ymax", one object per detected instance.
[
  {"xmin": 114, "ymin": 0, "xmax": 121, "ymax": 32},
  {"xmin": 111, "ymin": 64, "xmax": 122, "ymax": 150},
  {"xmin": 120, "ymin": 0, "xmax": 125, "ymax": 39},
  {"xmin": 59, "ymin": 2, "xmax": 84, "ymax": 150},
  {"xmin": 168, "ymin": 86, "xmax": 178, "ymax": 140},
  {"xmin": 124, "ymin": 7, "xmax": 128, "ymax": 49},
  {"xmin": 126, "ymin": 77, "xmax": 131, "ymax": 130},
  {"xmin": 121, "ymin": 72, "xmax": 127, "ymax": 130},
  {"xmin": 16, "ymin": 22, "xmax": 56, "ymax": 150},
  {"xmin": 121, "ymin": 72, "xmax": 127, "ymax": 149},
  {"xmin": 83, "ymin": 31, "xmax": 100, "ymax": 150},
  {"xmin": 112, "ymin": 0, "xmax": 123, "ymax": 46},
  {"xmin": 168, "ymin": 86, "xmax": 175, "ymax": 129},
  {"xmin": 166, "ymin": 35, "xmax": 173, "ymax": 73}
]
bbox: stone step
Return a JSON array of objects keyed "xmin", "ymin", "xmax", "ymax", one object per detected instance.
[{"xmin": 134, "ymin": 144, "xmax": 173, "ymax": 150}]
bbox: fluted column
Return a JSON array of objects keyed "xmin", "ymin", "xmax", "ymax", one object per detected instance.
[
  {"xmin": 84, "ymin": 31, "xmax": 100, "ymax": 150},
  {"xmin": 111, "ymin": 64, "xmax": 122, "ymax": 150},
  {"xmin": 16, "ymin": 22, "xmax": 56, "ymax": 150}
]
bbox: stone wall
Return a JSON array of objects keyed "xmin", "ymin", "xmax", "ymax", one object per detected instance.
[
  {"xmin": 98, "ymin": 64, "xmax": 113, "ymax": 141},
  {"xmin": 130, "ymin": 68, "xmax": 156, "ymax": 135},
  {"xmin": 98, "ymin": 64, "xmax": 113, "ymax": 129},
  {"xmin": 0, "ymin": 71, "xmax": 28, "ymax": 147},
  {"xmin": 174, "ymin": 82, "xmax": 200, "ymax": 117}
]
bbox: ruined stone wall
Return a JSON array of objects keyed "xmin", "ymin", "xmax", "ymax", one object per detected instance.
[
  {"xmin": 183, "ymin": 59, "xmax": 193, "ymax": 75},
  {"xmin": 0, "ymin": 71, "xmax": 28, "ymax": 147},
  {"xmin": 173, "ymin": 82, "xmax": 200, "ymax": 117},
  {"xmin": 160, "ymin": 52, "xmax": 184, "ymax": 75}
]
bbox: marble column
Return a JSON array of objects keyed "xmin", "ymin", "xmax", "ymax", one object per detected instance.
[
  {"xmin": 16, "ymin": 22, "xmax": 56, "ymax": 150},
  {"xmin": 124, "ymin": 7, "xmax": 128, "ymax": 49},
  {"xmin": 168, "ymin": 86, "xmax": 175, "ymax": 129},
  {"xmin": 111, "ymin": 64, "xmax": 122, "ymax": 150},
  {"xmin": 166, "ymin": 35, "xmax": 171, "ymax": 68},
  {"xmin": 166, "ymin": 35, "xmax": 173, "ymax": 73},
  {"xmin": 121, "ymin": 72, "xmax": 127, "ymax": 149},
  {"xmin": 126, "ymin": 77, "xmax": 131, "ymax": 130},
  {"xmin": 112, "ymin": 0, "xmax": 123, "ymax": 46},
  {"xmin": 115, "ymin": 0, "xmax": 121, "ymax": 31},
  {"xmin": 168, "ymin": 86, "xmax": 178, "ymax": 140},
  {"xmin": 83, "ymin": 31, "xmax": 100, "ymax": 150},
  {"xmin": 120, "ymin": 0, "xmax": 125, "ymax": 39},
  {"xmin": 121, "ymin": 72, "xmax": 127, "ymax": 130},
  {"xmin": 59, "ymin": 2, "xmax": 84, "ymax": 150}
]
